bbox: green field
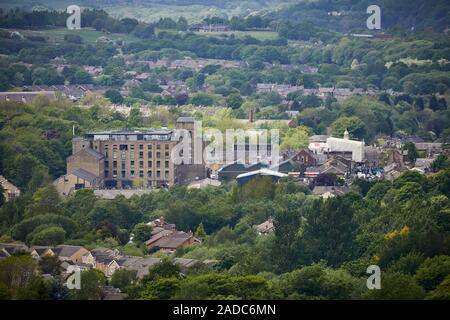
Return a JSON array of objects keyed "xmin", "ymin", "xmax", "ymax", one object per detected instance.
[
  {"xmin": 18, "ymin": 27, "xmax": 140, "ymax": 44},
  {"xmin": 193, "ymin": 30, "xmax": 279, "ymax": 41}
]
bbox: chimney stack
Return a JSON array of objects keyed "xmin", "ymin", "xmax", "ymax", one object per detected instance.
[{"xmin": 248, "ymin": 109, "xmax": 254, "ymax": 123}]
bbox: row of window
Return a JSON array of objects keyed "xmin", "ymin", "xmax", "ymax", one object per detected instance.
[
  {"xmin": 105, "ymin": 160, "xmax": 170, "ymax": 169},
  {"xmin": 108, "ymin": 150, "xmax": 171, "ymax": 160},
  {"xmin": 105, "ymin": 170, "xmax": 170, "ymax": 179}
]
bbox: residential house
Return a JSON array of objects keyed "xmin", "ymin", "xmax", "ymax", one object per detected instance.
[
  {"xmin": 289, "ymin": 149, "xmax": 319, "ymax": 173},
  {"xmin": 146, "ymin": 231, "xmax": 200, "ymax": 254},
  {"xmin": 147, "ymin": 216, "xmax": 176, "ymax": 231},
  {"xmin": 83, "ymin": 66, "xmax": 103, "ymax": 77},
  {"xmin": 89, "ymin": 247, "xmax": 121, "ymax": 276},
  {"xmin": 102, "ymin": 286, "xmax": 126, "ymax": 300},
  {"xmin": 173, "ymin": 258, "xmax": 198, "ymax": 273},
  {"xmin": 30, "ymin": 246, "xmax": 55, "ymax": 259},
  {"xmin": 414, "ymin": 142, "xmax": 442, "ymax": 157},
  {"xmin": 412, "ymin": 158, "xmax": 435, "ymax": 174},
  {"xmin": 53, "ymin": 245, "xmax": 89, "ymax": 264},
  {"xmin": 312, "ymin": 186, "xmax": 351, "ymax": 199},
  {"xmin": 383, "ymin": 163, "xmax": 406, "ymax": 181},
  {"xmin": 22, "ymin": 85, "xmax": 106, "ymax": 101},
  {"xmin": 136, "ymin": 73, "xmax": 151, "ymax": 81},
  {"xmin": 187, "ymin": 178, "xmax": 221, "ymax": 189},
  {"xmin": 123, "ymin": 79, "xmax": 140, "ymax": 91},
  {"xmin": 0, "ymin": 91, "xmax": 57, "ymax": 104},
  {"xmin": 0, "ymin": 175, "xmax": 21, "ymax": 202},
  {"xmin": 254, "ymin": 217, "xmax": 275, "ymax": 235},
  {"xmin": 305, "ymin": 156, "xmax": 350, "ymax": 180},
  {"xmin": 189, "ymin": 24, "xmax": 231, "ymax": 32},
  {"xmin": 125, "ymin": 257, "xmax": 161, "ymax": 279},
  {"xmin": 0, "ymin": 243, "xmax": 29, "ymax": 259}
]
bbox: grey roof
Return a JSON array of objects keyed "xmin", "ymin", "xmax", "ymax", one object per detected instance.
[
  {"xmin": 151, "ymin": 232, "xmax": 193, "ymax": 249},
  {"xmin": 313, "ymin": 154, "xmax": 328, "ymax": 165},
  {"xmin": 414, "ymin": 142, "xmax": 442, "ymax": 150},
  {"xmin": 86, "ymin": 129, "xmax": 173, "ymax": 135},
  {"xmin": 0, "ymin": 243, "xmax": 29, "ymax": 255},
  {"xmin": 309, "ymin": 135, "xmax": 329, "ymax": 142},
  {"xmin": 176, "ymin": 117, "xmax": 195, "ymax": 123},
  {"xmin": 72, "ymin": 168, "xmax": 99, "ymax": 183},
  {"xmin": 90, "ymin": 247, "xmax": 119, "ymax": 263},
  {"xmin": 83, "ymin": 148, "xmax": 105, "ymax": 160},
  {"xmin": 53, "ymin": 245, "xmax": 86, "ymax": 258},
  {"xmin": 173, "ymin": 258, "xmax": 197, "ymax": 268},
  {"xmin": 127, "ymin": 257, "xmax": 161, "ymax": 278},
  {"xmin": 116, "ymin": 256, "xmax": 142, "ymax": 267},
  {"xmin": 312, "ymin": 186, "xmax": 350, "ymax": 196},
  {"xmin": 154, "ymin": 237, "xmax": 190, "ymax": 249},
  {"xmin": 0, "ymin": 91, "xmax": 57, "ymax": 104},
  {"xmin": 145, "ymin": 229, "xmax": 176, "ymax": 246},
  {"xmin": 415, "ymin": 158, "xmax": 434, "ymax": 168},
  {"xmin": 31, "ymin": 246, "xmax": 53, "ymax": 256}
]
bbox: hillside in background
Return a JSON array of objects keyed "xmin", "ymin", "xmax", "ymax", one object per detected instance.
[
  {"xmin": 268, "ymin": 0, "xmax": 450, "ymax": 33},
  {"xmin": 0, "ymin": 0, "xmax": 293, "ymax": 23}
]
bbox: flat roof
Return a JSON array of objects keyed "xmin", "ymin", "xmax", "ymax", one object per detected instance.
[{"xmin": 85, "ymin": 129, "xmax": 173, "ymax": 135}]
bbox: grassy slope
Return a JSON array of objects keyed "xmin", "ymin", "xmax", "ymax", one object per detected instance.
[{"xmin": 16, "ymin": 27, "xmax": 140, "ymax": 44}]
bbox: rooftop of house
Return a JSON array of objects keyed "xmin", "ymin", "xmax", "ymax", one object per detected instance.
[
  {"xmin": 0, "ymin": 91, "xmax": 57, "ymax": 104},
  {"xmin": 254, "ymin": 218, "xmax": 274, "ymax": 234},
  {"xmin": 236, "ymin": 168, "xmax": 288, "ymax": 180},
  {"xmin": 72, "ymin": 168, "xmax": 101, "ymax": 183},
  {"xmin": 127, "ymin": 257, "xmax": 161, "ymax": 278},
  {"xmin": 309, "ymin": 135, "xmax": 330, "ymax": 143},
  {"xmin": 0, "ymin": 243, "xmax": 29, "ymax": 255},
  {"xmin": 173, "ymin": 258, "xmax": 197, "ymax": 268},
  {"xmin": 31, "ymin": 246, "xmax": 54, "ymax": 256},
  {"xmin": 53, "ymin": 245, "xmax": 86, "ymax": 257},
  {"xmin": 0, "ymin": 175, "xmax": 20, "ymax": 194},
  {"xmin": 152, "ymin": 233, "xmax": 194, "ymax": 250},
  {"xmin": 415, "ymin": 158, "xmax": 435, "ymax": 168},
  {"xmin": 312, "ymin": 185, "xmax": 351, "ymax": 197},
  {"xmin": 176, "ymin": 116, "xmax": 195, "ymax": 123}
]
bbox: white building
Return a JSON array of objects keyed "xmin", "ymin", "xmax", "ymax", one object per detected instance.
[{"xmin": 308, "ymin": 130, "xmax": 365, "ymax": 162}]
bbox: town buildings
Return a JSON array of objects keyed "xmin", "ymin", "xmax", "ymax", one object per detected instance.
[
  {"xmin": 0, "ymin": 91, "xmax": 57, "ymax": 104},
  {"xmin": 0, "ymin": 242, "xmax": 207, "ymax": 280},
  {"xmin": 54, "ymin": 117, "xmax": 207, "ymax": 196}
]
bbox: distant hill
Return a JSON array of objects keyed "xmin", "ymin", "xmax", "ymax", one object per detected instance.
[{"xmin": 266, "ymin": 0, "xmax": 450, "ymax": 33}]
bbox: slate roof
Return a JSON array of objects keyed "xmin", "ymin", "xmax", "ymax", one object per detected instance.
[
  {"xmin": 0, "ymin": 91, "xmax": 57, "ymax": 104},
  {"xmin": 176, "ymin": 116, "xmax": 195, "ymax": 123},
  {"xmin": 72, "ymin": 168, "xmax": 99, "ymax": 183},
  {"xmin": 127, "ymin": 257, "xmax": 161, "ymax": 278},
  {"xmin": 312, "ymin": 186, "xmax": 351, "ymax": 197},
  {"xmin": 31, "ymin": 246, "xmax": 53, "ymax": 256},
  {"xmin": 0, "ymin": 243, "xmax": 29, "ymax": 255},
  {"xmin": 153, "ymin": 236, "xmax": 191, "ymax": 249},
  {"xmin": 173, "ymin": 258, "xmax": 197, "ymax": 268},
  {"xmin": 83, "ymin": 148, "xmax": 105, "ymax": 160},
  {"xmin": 53, "ymin": 245, "xmax": 85, "ymax": 258}
]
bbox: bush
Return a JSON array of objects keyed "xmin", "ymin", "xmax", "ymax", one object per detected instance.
[
  {"xmin": 415, "ymin": 255, "xmax": 450, "ymax": 290},
  {"xmin": 30, "ymin": 226, "xmax": 66, "ymax": 246}
]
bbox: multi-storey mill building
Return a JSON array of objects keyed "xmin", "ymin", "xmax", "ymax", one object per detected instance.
[{"xmin": 55, "ymin": 117, "xmax": 205, "ymax": 194}]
